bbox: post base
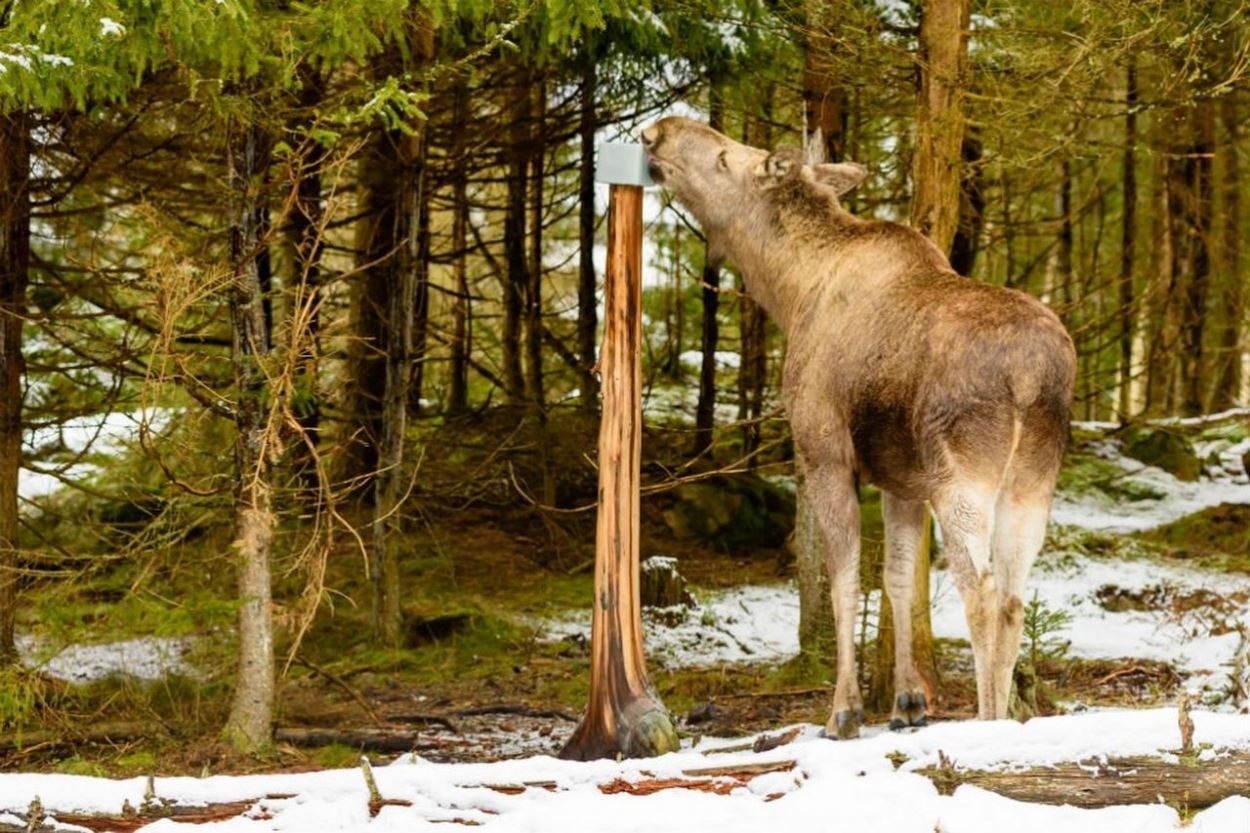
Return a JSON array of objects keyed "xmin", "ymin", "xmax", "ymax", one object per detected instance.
[{"xmin": 559, "ymin": 696, "xmax": 679, "ymax": 761}]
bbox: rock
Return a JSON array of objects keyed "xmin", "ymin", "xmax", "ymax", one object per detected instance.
[
  {"xmin": 640, "ymin": 555, "xmax": 691, "ymax": 610},
  {"xmin": 1122, "ymin": 427, "xmax": 1202, "ymax": 482},
  {"xmin": 661, "ymin": 474, "xmax": 795, "ymax": 553},
  {"xmin": 406, "ymin": 611, "xmax": 473, "ymax": 646},
  {"xmin": 685, "ymin": 701, "xmax": 726, "ymax": 725}
]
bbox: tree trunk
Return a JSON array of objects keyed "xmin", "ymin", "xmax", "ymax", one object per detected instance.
[
  {"xmin": 561, "ymin": 185, "xmax": 677, "ymax": 761},
  {"xmin": 1118, "ymin": 57, "xmax": 1138, "ymax": 423},
  {"xmin": 502, "ymin": 76, "xmax": 529, "ymax": 406},
  {"xmin": 525, "ymin": 78, "xmax": 546, "ymax": 411},
  {"xmin": 1179, "ymin": 99, "xmax": 1215, "ymax": 417},
  {"xmin": 738, "ymin": 111, "xmax": 770, "ymax": 465},
  {"xmin": 803, "ymin": 0, "xmax": 847, "ymax": 163},
  {"xmin": 409, "ymin": 129, "xmax": 431, "ymax": 418},
  {"xmin": 223, "ymin": 118, "xmax": 276, "ymax": 753},
  {"xmin": 920, "ymin": 751, "xmax": 1250, "ymax": 810},
  {"xmin": 900, "ymin": 0, "xmax": 972, "ymax": 705},
  {"xmin": 1213, "ymin": 92, "xmax": 1242, "ymax": 411},
  {"xmin": 910, "ymin": 0, "xmax": 971, "ymax": 253},
  {"xmin": 289, "ymin": 73, "xmax": 326, "ymax": 487},
  {"xmin": 794, "ymin": 455, "xmax": 833, "ymax": 659},
  {"xmin": 577, "ymin": 41, "xmax": 600, "ymax": 413},
  {"xmin": 370, "ymin": 18, "xmax": 434, "ymax": 648},
  {"xmin": 448, "ymin": 75, "xmax": 471, "ymax": 417},
  {"xmin": 693, "ymin": 84, "xmax": 724, "ymax": 457},
  {"xmin": 947, "ymin": 132, "xmax": 984, "ymax": 276},
  {"xmin": 0, "ymin": 111, "xmax": 29, "ymax": 665},
  {"xmin": 1144, "ymin": 146, "xmax": 1179, "ymax": 415}
]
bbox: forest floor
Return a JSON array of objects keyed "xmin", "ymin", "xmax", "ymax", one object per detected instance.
[{"xmin": 4, "ymin": 408, "xmax": 1250, "ymax": 829}]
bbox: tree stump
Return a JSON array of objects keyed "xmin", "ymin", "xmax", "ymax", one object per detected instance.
[{"xmin": 640, "ymin": 556, "xmax": 689, "ymax": 609}]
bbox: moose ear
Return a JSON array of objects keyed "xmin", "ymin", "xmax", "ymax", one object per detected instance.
[
  {"xmin": 753, "ymin": 149, "xmax": 803, "ymax": 188},
  {"xmin": 811, "ymin": 162, "xmax": 867, "ymax": 196}
]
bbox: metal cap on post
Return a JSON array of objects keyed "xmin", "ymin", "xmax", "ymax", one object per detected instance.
[
  {"xmin": 595, "ymin": 142, "xmax": 655, "ymax": 188},
  {"xmin": 561, "ymin": 143, "xmax": 676, "ymax": 761}
]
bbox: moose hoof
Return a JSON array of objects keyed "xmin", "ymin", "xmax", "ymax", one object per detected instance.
[
  {"xmin": 821, "ymin": 708, "xmax": 864, "ymax": 740},
  {"xmin": 889, "ymin": 691, "xmax": 928, "ymax": 731}
]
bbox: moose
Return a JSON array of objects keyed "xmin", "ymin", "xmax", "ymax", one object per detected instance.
[{"xmin": 641, "ymin": 117, "xmax": 1075, "ymax": 738}]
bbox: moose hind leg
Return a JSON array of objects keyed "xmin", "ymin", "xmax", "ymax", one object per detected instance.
[
  {"xmin": 808, "ymin": 464, "xmax": 863, "ymax": 739},
  {"xmin": 881, "ymin": 492, "xmax": 929, "ymax": 729},
  {"xmin": 933, "ymin": 486, "xmax": 999, "ymax": 720},
  {"xmin": 991, "ymin": 491, "xmax": 1051, "ymax": 719}
]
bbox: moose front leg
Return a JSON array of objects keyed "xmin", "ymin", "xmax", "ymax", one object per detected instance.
[{"xmin": 807, "ymin": 463, "xmax": 863, "ymax": 739}]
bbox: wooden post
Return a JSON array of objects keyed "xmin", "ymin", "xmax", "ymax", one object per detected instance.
[{"xmin": 561, "ymin": 146, "xmax": 677, "ymax": 761}]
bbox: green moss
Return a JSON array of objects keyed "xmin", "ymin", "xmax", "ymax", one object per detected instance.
[
  {"xmin": 116, "ymin": 750, "xmax": 158, "ymax": 772},
  {"xmin": 1058, "ymin": 449, "xmax": 1166, "ymax": 502},
  {"xmin": 1121, "ymin": 427, "xmax": 1202, "ymax": 482},
  {"xmin": 54, "ymin": 756, "xmax": 111, "ymax": 777},
  {"xmin": 1140, "ymin": 503, "xmax": 1250, "ymax": 571},
  {"xmin": 309, "ymin": 743, "xmax": 363, "ymax": 769}
]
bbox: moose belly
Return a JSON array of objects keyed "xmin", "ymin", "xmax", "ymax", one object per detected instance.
[{"xmin": 849, "ymin": 404, "xmax": 933, "ymax": 501}]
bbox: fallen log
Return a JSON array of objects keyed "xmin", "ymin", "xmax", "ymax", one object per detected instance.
[
  {"xmin": 275, "ymin": 726, "xmax": 424, "ymax": 753},
  {"xmin": 0, "ymin": 721, "xmax": 147, "ymax": 755},
  {"xmin": 918, "ymin": 749, "xmax": 1250, "ymax": 809},
  {"xmin": 0, "ymin": 797, "xmax": 282, "ymax": 833}
]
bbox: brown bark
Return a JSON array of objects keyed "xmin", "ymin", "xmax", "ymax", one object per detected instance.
[
  {"xmin": 1144, "ymin": 146, "xmax": 1179, "ymax": 415},
  {"xmin": 370, "ymin": 17, "xmax": 435, "ymax": 647},
  {"xmin": 561, "ymin": 185, "xmax": 677, "ymax": 761},
  {"xmin": 921, "ymin": 751, "xmax": 1250, "ymax": 810},
  {"xmin": 1179, "ymin": 99, "xmax": 1216, "ymax": 417},
  {"xmin": 577, "ymin": 41, "xmax": 600, "ymax": 413},
  {"xmin": 448, "ymin": 75, "xmax": 471, "ymax": 417},
  {"xmin": 1118, "ymin": 57, "xmax": 1138, "ymax": 423},
  {"xmin": 910, "ymin": 0, "xmax": 971, "ymax": 254},
  {"xmin": 1213, "ymin": 93, "xmax": 1242, "ymax": 411},
  {"xmin": 526, "ymin": 78, "xmax": 546, "ymax": 411},
  {"xmin": 803, "ymin": 1, "xmax": 846, "ymax": 163},
  {"xmin": 289, "ymin": 73, "xmax": 326, "ymax": 485},
  {"xmin": 0, "ymin": 111, "xmax": 28, "ymax": 665},
  {"xmin": 947, "ymin": 133, "xmax": 984, "ymax": 276},
  {"xmin": 897, "ymin": 0, "xmax": 971, "ymax": 706},
  {"xmin": 502, "ymin": 76, "xmax": 529, "ymax": 406},
  {"xmin": 693, "ymin": 84, "xmax": 724, "ymax": 457},
  {"xmin": 223, "ymin": 118, "xmax": 276, "ymax": 753},
  {"xmin": 739, "ymin": 106, "xmax": 771, "ymax": 465},
  {"xmin": 794, "ymin": 456, "xmax": 833, "ymax": 658}
]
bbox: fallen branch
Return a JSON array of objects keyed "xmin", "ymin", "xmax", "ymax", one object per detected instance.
[
  {"xmin": 0, "ymin": 721, "xmax": 147, "ymax": 755},
  {"xmin": 598, "ymin": 759, "xmax": 796, "ymax": 798},
  {"xmin": 0, "ymin": 796, "xmax": 292, "ymax": 833},
  {"xmin": 918, "ymin": 749, "xmax": 1250, "ymax": 809},
  {"xmin": 360, "ymin": 757, "xmax": 413, "ymax": 817},
  {"xmin": 703, "ymin": 727, "xmax": 802, "ymax": 755},
  {"xmin": 454, "ymin": 704, "xmax": 578, "ymax": 722},
  {"xmin": 275, "ymin": 726, "xmax": 424, "ymax": 753}
]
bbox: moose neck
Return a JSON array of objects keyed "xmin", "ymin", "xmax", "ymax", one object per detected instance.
[{"xmin": 715, "ymin": 195, "xmax": 856, "ymax": 337}]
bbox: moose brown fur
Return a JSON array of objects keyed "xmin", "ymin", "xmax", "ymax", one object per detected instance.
[{"xmin": 642, "ymin": 117, "xmax": 1075, "ymax": 738}]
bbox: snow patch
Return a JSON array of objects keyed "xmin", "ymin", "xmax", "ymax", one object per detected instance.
[
  {"xmin": 1052, "ymin": 437, "xmax": 1250, "ymax": 533},
  {"xmin": 18, "ymin": 635, "xmax": 196, "ymax": 684},
  {"xmin": 1, "ymin": 709, "xmax": 1248, "ymax": 831}
]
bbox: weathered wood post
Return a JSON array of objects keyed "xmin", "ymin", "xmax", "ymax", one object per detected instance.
[{"xmin": 561, "ymin": 144, "xmax": 679, "ymax": 761}]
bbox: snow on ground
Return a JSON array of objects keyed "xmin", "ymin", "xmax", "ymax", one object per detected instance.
[
  {"xmin": 545, "ymin": 584, "xmax": 800, "ymax": 668},
  {"xmin": 544, "ymin": 554, "xmax": 1250, "ymax": 695},
  {"xmin": 16, "ymin": 635, "xmax": 196, "ymax": 684},
  {"xmin": 1051, "ymin": 436, "xmax": 1250, "ymax": 533},
  {"xmin": 1, "ymin": 709, "xmax": 1248, "ymax": 832},
  {"xmin": 930, "ymin": 556, "xmax": 1250, "ymax": 695}
]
